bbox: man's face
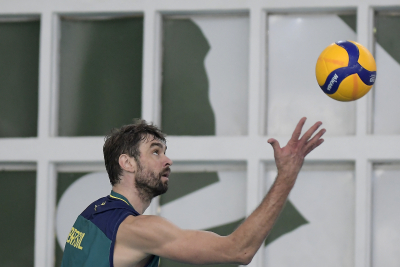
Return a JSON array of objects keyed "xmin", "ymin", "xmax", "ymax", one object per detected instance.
[{"xmin": 134, "ymin": 136, "xmax": 172, "ymax": 198}]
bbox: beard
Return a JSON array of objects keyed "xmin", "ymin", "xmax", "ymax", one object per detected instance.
[{"xmin": 134, "ymin": 161, "xmax": 170, "ymax": 202}]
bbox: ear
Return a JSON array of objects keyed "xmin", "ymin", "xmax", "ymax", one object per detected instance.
[{"xmin": 118, "ymin": 154, "xmax": 137, "ymax": 173}]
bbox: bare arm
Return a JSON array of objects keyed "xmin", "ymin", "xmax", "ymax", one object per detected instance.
[
  {"xmin": 228, "ymin": 117, "xmax": 326, "ymax": 262},
  {"xmin": 115, "ymin": 117, "xmax": 325, "ymax": 265},
  {"xmin": 116, "ymin": 215, "xmax": 247, "ymax": 265}
]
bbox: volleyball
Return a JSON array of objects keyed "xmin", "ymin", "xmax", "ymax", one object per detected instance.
[{"xmin": 315, "ymin": 40, "xmax": 377, "ymax": 101}]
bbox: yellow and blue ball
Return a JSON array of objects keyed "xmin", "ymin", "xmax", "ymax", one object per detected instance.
[{"xmin": 315, "ymin": 40, "xmax": 377, "ymax": 101}]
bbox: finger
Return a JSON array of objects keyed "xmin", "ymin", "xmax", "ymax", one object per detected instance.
[
  {"xmin": 268, "ymin": 138, "xmax": 281, "ymax": 152},
  {"xmin": 306, "ymin": 128, "xmax": 326, "ymax": 147},
  {"xmin": 290, "ymin": 117, "xmax": 307, "ymax": 141},
  {"xmin": 300, "ymin": 121, "xmax": 322, "ymax": 144},
  {"xmin": 304, "ymin": 138, "xmax": 325, "ymax": 156},
  {"xmin": 304, "ymin": 128, "xmax": 326, "ymax": 155}
]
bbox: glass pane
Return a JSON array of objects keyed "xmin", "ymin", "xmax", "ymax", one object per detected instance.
[
  {"xmin": 372, "ymin": 164, "xmax": 400, "ymax": 267},
  {"xmin": 160, "ymin": 170, "xmax": 247, "ymax": 267},
  {"xmin": 373, "ymin": 13, "xmax": 400, "ymax": 134},
  {"xmin": 58, "ymin": 16, "xmax": 143, "ymax": 136},
  {"xmin": 267, "ymin": 14, "xmax": 357, "ymax": 136},
  {"xmin": 55, "ymin": 171, "xmax": 111, "ymax": 266},
  {"xmin": 161, "ymin": 15, "xmax": 249, "ymax": 136},
  {"xmin": 263, "ymin": 164, "xmax": 355, "ymax": 267},
  {"xmin": 0, "ymin": 170, "xmax": 36, "ymax": 266},
  {"xmin": 0, "ymin": 20, "xmax": 39, "ymax": 137}
]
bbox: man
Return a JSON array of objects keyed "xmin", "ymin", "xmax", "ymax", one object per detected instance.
[{"xmin": 61, "ymin": 117, "xmax": 325, "ymax": 267}]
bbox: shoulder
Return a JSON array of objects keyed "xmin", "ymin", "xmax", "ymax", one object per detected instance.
[{"xmin": 80, "ymin": 196, "xmax": 109, "ymax": 219}]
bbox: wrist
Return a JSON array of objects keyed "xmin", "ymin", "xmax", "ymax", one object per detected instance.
[{"xmin": 275, "ymin": 171, "xmax": 298, "ymax": 188}]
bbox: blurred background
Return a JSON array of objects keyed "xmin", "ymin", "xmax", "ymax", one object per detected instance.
[{"xmin": 0, "ymin": 0, "xmax": 399, "ymax": 267}]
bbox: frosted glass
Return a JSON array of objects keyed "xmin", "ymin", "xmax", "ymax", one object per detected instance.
[
  {"xmin": 0, "ymin": 20, "xmax": 39, "ymax": 137},
  {"xmin": 162, "ymin": 15, "xmax": 249, "ymax": 136},
  {"xmin": 58, "ymin": 17, "xmax": 143, "ymax": 136},
  {"xmin": 160, "ymin": 171, "xmax": 246, "ymax": 230},
  {"xmin": 373, "ymin": 14, "xmax": 400, "ymax": 134},
  {"xmin": 267, "ymin": 14, "xmax": 357, "ymax": 136},
  {"xmin": 264, "ymin": 164, "xmax": 355, "ymax": 267},
  {"xmin": 0, "ymin": 171, "xmax": 36, "ymax": 266},
  {"xmin": 372, "ymin": 164, "xmax": 400, "ymax": 267}
]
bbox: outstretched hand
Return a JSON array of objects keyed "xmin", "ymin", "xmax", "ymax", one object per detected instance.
[{"xmin": 268, "ymin": 117, "xmax": 326, "ymax": 182}]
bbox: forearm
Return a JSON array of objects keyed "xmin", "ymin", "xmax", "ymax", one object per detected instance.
[{"xmin": 229, "ymin": 172, "xmax": 296, "ymax": 262}]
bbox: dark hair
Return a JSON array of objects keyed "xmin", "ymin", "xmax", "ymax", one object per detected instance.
[{"xmin": 103, "ymin": 119, "xmax": 166, "ymax": 185}]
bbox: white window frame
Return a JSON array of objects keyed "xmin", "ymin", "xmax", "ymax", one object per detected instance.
[{"xmin": 0, "ymin": 1, "xmax": 398, "ymax": 267}]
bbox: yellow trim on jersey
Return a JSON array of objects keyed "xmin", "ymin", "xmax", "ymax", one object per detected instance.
[{"xmin": 109, "ymin": 194, "xmax": 130, "ymax": 206}]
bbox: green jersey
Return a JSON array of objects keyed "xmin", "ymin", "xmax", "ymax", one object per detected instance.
[{"xmin": 61, "ymin": 191, "xmax": 160, "ymax": 267}]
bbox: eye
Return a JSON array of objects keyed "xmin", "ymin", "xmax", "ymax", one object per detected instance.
[{"xmin": 153, "ymin": 150, "xmax": 159, "ymax": 155}]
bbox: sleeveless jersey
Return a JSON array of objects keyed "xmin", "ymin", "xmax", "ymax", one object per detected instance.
[{"xmin": 61, "ymin": 191, "xmax": 160, "ymax": 267}]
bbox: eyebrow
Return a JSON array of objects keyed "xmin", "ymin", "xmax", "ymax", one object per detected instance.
[{"xmin": 150, "ymin": 142, "xmax": 167, "ymax": 151}]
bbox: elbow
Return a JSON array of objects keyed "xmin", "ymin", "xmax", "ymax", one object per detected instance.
[
  {"xmin": 227, "ymin": 236, "xmax": 254, "ymax": 265},
  {"xmin": 226, "ymin": 247, "xmax": 253, "ymax": 265},
  {"xmin": 226, "ymin": 234, "xmax": 254, "ymax": 265},
  {"xmin": 237, "ymin": 252, "xmax": 253, "ymax": 265}
]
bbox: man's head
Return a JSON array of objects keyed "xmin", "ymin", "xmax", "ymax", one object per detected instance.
[{"xmin": 103, "ymin": 119, "xmax": 168, "ymax": 187}]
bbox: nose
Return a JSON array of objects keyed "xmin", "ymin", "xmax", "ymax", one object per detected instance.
[{"xmin": 164, "ymin": 155, "xmax": 173, "ymax": 167}]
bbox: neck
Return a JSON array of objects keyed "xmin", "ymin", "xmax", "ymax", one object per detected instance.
[{"xmin": 112, "ymin": 184, "xmax": 151, "ymax": 214}]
